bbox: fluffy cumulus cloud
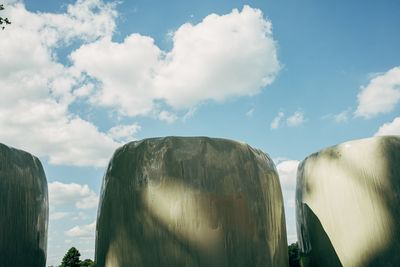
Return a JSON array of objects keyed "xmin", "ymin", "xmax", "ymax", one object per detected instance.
[
  {"xmin": 0, "ymin": 103, "xmax": 121, "ymax": 166},
  {"xmin": 48, "ymin": 182, "xmax": 99, "ymax": 209},
  {"xmin": 71, "ymin": 5, "xmax": 280, "ymax": 115},
  {"xmin": 71, "ymin": 34, "xmax": 162, "ymax": 116},
  {"xmin": 1, "ymin": 2, "xmax": 279, "ymax": 167},
  {"xmin": 155, "ymin": 6, "xmax": 280, "ymax": 108},
  {"xmin": 0, "ymin": 1, "xmax": 139, "ymax": 167},
  {"xmin": 2, "ymin": 0, "xmax": 116, "ymax": 48},
  {"xmin": 375, "ymin": 117, "xmax": 400, "ymax": 136},
  {"xmin": 355, "ymin": 67, "xmax": 400, "ymax": 118},
  {"xmin": 276, "ymin": 160, "xmax": 300, "ymax": 243}
]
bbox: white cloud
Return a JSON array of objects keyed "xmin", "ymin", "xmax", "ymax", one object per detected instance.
[
  {"xmin": 71, "ymin": 5, "xmax": 280, "ymax": 115},
  {"xmin": 155, "ymin": 5, "xmax": 280, "ymax": 108},
  {"xmin": 50, "ymin": 212, "xmax": 71, "ymax": 221},
  {"xmin": 276, "ymin": 160, "xmax": 299, "ymax": 192},
  {"xmin": 375, "ymin": 117, "xmax": 400, "ymax": 136},
  {"xmin": 270, "ymin": 111, "xmax": 284, "ymax": 129},
  {"xmin": 271, "ymin": 111, "xmax": 305, "ymax": 129},
  {"xmin": 333, "ymin": 109, "xmax": 351, "ymax": 123},
  {"xmin": 355, "ymin": 66, "xmax": 400, "ymax": 119},
  {"xmin": 72, "ymin": 211, "xmax": 89, "ymax": 221},
  {"xmin": 73, "ymin": 84, "xmax": 94, "ymax": 97},
  {"xmin": 287, "ymin": 111, "xmax": 304, "ymax": 127},
  {"xmin": 272, "ymin": 157, "xmax": 290, "ymax": 165},
  {"xmin": 2, "ymin": 0, "xmax": 18, "ymax": 4},
  {"xmin": 71, "ymin": 34, "xmax": 162, "ymax": 116},
  {"xmin": 0, "ymin": 100, "xmax": 121, "ymax": 167},
  {"xmin": 0, "ymin": 2, "xmax": 279, "ymax": 167},
  {"xmin": 0, "ymin": 1, "xmax": 128, "ymax": 167},
  {"xmin": 157, "ymin": 110, "xmax": 178, "ymax": 123},
  {"xmin": 276, "ymin": 160, "xmax": 299, "ymax": 243},
  {"xmin": 246, "ymin": 108, "xmax": 255, "ymax": 117},
  {"xmin": 65, "ymin": 221, "xmax": 96, "ymax": 237},
  {"xmin": 4, "ymin": 1, "xmax": 116, "ymax": 48},
  {"xmin": 322, "ymin": 108, "xmax": 352, "ymax": 123},
  {"xmin": 182, "ymin": 107, "xmax": 197, "ymax": 122},
  {"xmin": 49, "ymin": 182, "xmax": 99, "ymax": 209},
  {"xmin": 107, "ymin": 123, "xmax": 141, "ymax": 143}
]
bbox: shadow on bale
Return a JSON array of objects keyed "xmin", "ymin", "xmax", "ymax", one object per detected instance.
[
  {"xmin": 95, "ymin": 137, "xmax": 288, "ymax": 267},
  {"xmin": 296, "ymin": 136, "xmax": 400, "ymax": 267},
  {"xmin": 0, "ymin": 143, "xmax": 48, "ymax": 267}
]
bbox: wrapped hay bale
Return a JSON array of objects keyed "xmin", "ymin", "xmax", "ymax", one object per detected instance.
[
  {"xmin": 0, "ymin": 143, "xmax": 48, "ymax": 267},
  {"xmin": 296, "ymin": 136, "xmax": 400, "ymax": 267},
  {"xmin": 96, "ymin": 137, "xmax": 288, "ymax": 267}
]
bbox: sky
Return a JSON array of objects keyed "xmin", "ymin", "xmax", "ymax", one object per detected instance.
[{"xmin": 1, "ymin": 0, "xmax": 400, "ymax": 265}]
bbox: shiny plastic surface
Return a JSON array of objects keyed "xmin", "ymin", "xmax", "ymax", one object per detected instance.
[
  {"xmin": 96, "ymin": 136, "xmax": 288, "ymax": 267},
  {"xmin": 296, "ymin": 136, "xmax": 400, "ymax": 267},
  {"xmin": 0, "ymin": 143, "xmax": 48, "ymax": 267}
]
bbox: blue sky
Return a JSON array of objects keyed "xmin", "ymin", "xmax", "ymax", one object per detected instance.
[{"xmin": 1, "ymin": 0, "xmax": 400, "ymax": 265}]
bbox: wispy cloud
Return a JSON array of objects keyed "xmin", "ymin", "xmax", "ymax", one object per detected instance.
[
  {"xmin": 270, "ymin": 111, "xmax": 285, "ymax": 129},
  {"xmin": 50, "ymin": 212, "xmax": 72, "ymax": 221},
  {"xmin": 246, "ymin": 108, "xmax": 255, "ymax": 117},
  {"xmin": 323, "ymin": 108, "xmax": 352, "ymax": 123},
  {"xmin": 287, "ymin": 111, "xmax": 304, "ymax": 127},
  {"xmin": 271, "ymin": 111, "xmax": 305, "ymax": 129},
  {"xmin": 65, "ymin": 221, "xmax": 96, "ymax": 237},
  {"xmin": 157, "ymin": 110, "xmax": 178, "ymax": 124},
  {"xmin": 182, "ymin": 107, "xmax": 197, "ymax": 122}
]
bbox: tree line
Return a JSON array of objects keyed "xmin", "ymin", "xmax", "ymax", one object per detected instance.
[{"xmin": 47, "ymin": 247, "xmax": 95, "ymax": 267}]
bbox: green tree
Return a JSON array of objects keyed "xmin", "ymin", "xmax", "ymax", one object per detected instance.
[
  {"xmin": 288, "ymin": 242, "xmax": 301, "ymax": 267},
  {"xmin": 80, "ymin": 259, "xmax": 95, "ymax": 267},
  {"xmin": 0, "ymin": 4, "xmax": 11, "ymax": 30},
  {"xmin": 60, "ymin": 247, "xmax": 81, "ymax": 267}
]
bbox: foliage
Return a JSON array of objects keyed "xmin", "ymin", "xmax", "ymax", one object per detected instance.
[
  {"xmin": 288, "ymin": 242, "xmax": 301, "ymax": 267},
  {"xmin": 0, "ymin": 3, "xmax": 12, "ymax": 30},
  {"xmin": 59, "ymin": 247, "xmax": 96, "ymax": 267},
  {"xmin": 60, "ymin": 247, "xmax": 81, "ymax": 267},
  {"xmin": 80, "ymin": 259, "xmax": 95, "ymax": 267}
]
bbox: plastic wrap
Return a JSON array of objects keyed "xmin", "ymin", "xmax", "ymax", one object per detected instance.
[
  {"xmin": 296, "ymin": 136, "xmax": 400, "ymax": 267},
  {"xmin": 95, "ymin": 137, "xmax": 288, "ymax": 267},
  {"xmin": 0, "ymin": 143, "xmax": 48, "ymax": 267}
]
